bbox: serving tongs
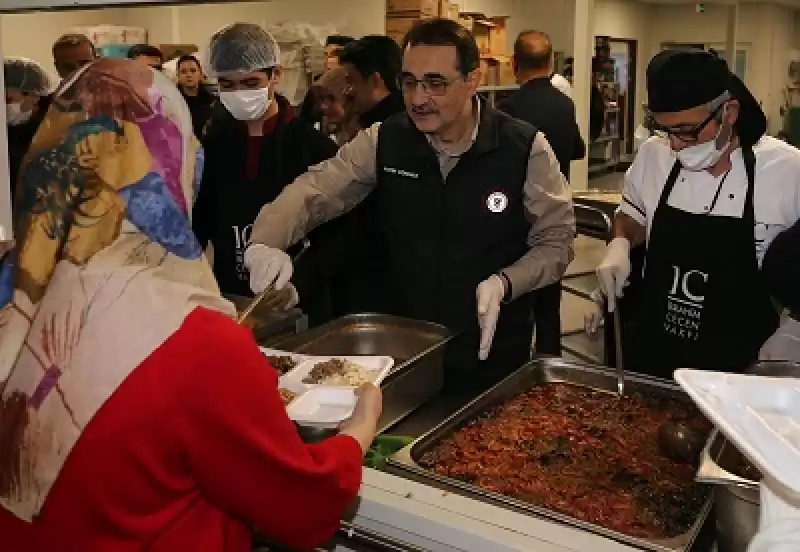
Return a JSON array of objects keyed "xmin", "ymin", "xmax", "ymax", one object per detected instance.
[
  {"xmin": 611, "ymin": 300, "xmax": 625, "ymax": 396},
  {"xmin": 237, "ymin": 239, "xmax": 311, "ymax": 324}
]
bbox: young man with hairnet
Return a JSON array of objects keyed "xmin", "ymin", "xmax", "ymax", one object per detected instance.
[
  {"xmin": 4, "ymin": 57, "xmax": 53, "ymax": 207},
  {"xmin": 242, "ymin": 19, "xmax": 575, "ymax": 394},
  {"xmin": 192, "ymin": 23, "xmax": 354, "ymax": 327},
  {"xmin": 597, "ymin": 48, "xmax": 800, "ymax": 377}
]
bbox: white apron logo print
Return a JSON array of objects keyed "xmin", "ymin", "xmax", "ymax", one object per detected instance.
[
  {"xmin": 382, "ymin": 166, "xmax": 419, "ymax": 179},
  {"xmin": 232, "ymin": 224, "xmax": 253, "ymax": 282},
  {"xmin": 487, "ymin": 191, "xmax": 508, "ymax": 213},
  {"xmin": 664, "ymin": 265, "xmax": 708, "ymax": 341}
]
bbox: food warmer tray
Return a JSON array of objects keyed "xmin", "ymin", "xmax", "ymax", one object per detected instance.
[
  {"xmin": 223, "ymin": 294, "xmax": 306, "ymax": 344},
  {"xmin": 272, "ymin": 314, "xmax": 453, "ymax": 431},
  {"xmin": 386, "ymin": 357, "xmax": 713, "ymax": 552}
]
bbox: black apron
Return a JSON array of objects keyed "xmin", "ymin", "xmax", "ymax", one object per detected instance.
[{"xmin": 630, "ymin": 147, "xmax": 779, "ymax": 378}]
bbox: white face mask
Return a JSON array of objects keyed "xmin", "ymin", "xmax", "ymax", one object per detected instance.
[
  {"xmin": 674, "ymin": 108, "xmax": 731, "ymax": 171},
  {"xmin": 219, "ymin": 87, "xmax": 271, "ymax": 121},
  {"xmin": 6, "ymin": 102, "xmax": 33, "ymax": 126}
]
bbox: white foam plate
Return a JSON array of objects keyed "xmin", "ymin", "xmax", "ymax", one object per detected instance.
[
  {"xmin": 675, "ymin": 369, "xmax": 800, "ymax": 493},
  {"xmin": 281, "ymin": 355, "xmax": 394, "ymax": 390},
  {"xmin": 286, "ymin": 386, "xmax": 358, "ymax": 429},
  {"xmin": 259, "ymin": 347, "xmax": 309, "ymax": 363}
]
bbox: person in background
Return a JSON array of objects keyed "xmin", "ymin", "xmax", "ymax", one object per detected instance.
[
  {"xmin": 324, "ymin": 34, "xmax": 355, "ymax": 72},
  {"xmin": 332, "ymin": 35, "xmax": 405, "ymax": 314},
  {"xmin": 759, "ymin": 218, "xmax": 800, "ymax": 361},
  {"xmin": 193, "ymin": 23, "xmax": 354, "ymax": 327},
  {"xmin": 4, "ymin": 58, "xmax": 53, "ymax": 207},
  {"xmin": 313, "ymin": 65, "xmax": 361, "ymax": 145},
  {"xmin": 0, "ymin": 57, "xmax": 381, "ymax": 551},
  {"xmin": 498, "ymin": 30, "xmax": 585, "ymax": 358},
  {"xmin": 127, "ymin": 44, "xmax": 164, "ymax": 71},
  {"xmin": 176, "ymin": 54, "xmax": 215, "ymax": 138},
  {"xmin": 52, "ymin": 33, "xmax": 96, "ymax": 79},
  {"xmin": 339, "ymin": 36, "xmax": 404, "ymax": 128},
  {"xmin": 597, "ymin": 49, "xmax": 800, "ymax": 377},
  {"xmin": 589, "ymin": 57, "xmax": 607, "ymax": 143},
  {"xmin": 299, "ymin": 35, "xmax": 356, "ymax": 129},
  {"xmin": 243, "ymin": 18, "xmax": 574, "ymax": 393}
]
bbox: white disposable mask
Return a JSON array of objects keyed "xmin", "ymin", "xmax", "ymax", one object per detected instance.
[
  {"xmin": 675, "ymin": 108, "xmax": 731, "ymax": 171},
  {"xmin": 219, "ymin": 87, "xmax": 271, "ymax": 121},
  {"xmin": 6, "ymin": 102, "xmax": 32, "ymax": 126}
]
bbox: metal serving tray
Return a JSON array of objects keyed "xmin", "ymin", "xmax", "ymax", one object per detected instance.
[
  {"xmin": 273, "ymin": 314, "xmax": 453, "ymax": 431},
  {"xmin": 387, "ymin": 358, "xmax": 713, "ymax": 552}
]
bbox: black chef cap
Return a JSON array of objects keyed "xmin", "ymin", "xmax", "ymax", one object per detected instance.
[{"xmin": 646, "ymin": 49, "xmax": 766, "ymax": 147}]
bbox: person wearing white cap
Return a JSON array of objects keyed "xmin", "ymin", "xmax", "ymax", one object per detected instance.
[
  {"xmin": 192, "ymin": 23, "xmax": 355, "ymax": 326},
  {"xmin": 596, "ymin": 49, "xmax": 800, "ymax": 378},
  {"xmin": 4, "ymin": 57, "xmax": 53, "ymax": 208}
]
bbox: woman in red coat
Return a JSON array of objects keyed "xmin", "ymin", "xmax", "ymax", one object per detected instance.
[{"xmin": 0, "ymin": 57, "xmax": 380, "ymax": 552}]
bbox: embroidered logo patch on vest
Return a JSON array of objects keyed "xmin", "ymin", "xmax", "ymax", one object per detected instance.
[
  {"xmin": 382, "ymin": 166, "xmax": 419, "ymax": 179},
  {"xmin": 486, "ymin": 191, "xmax": 508, "ymax": 213}
]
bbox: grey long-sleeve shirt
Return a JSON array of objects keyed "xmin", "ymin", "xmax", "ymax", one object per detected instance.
[{"xmin": 250, "ymin": 122, "xmax": 575, "ymax": 300}]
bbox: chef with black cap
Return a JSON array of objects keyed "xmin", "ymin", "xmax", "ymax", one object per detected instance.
[{"xmin": 597, "ymin": 48, "xmax": 800, "ymax": 377}]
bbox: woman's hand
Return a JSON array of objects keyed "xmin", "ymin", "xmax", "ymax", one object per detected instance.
[{"xmin": 339, "ymin": 384, "xmax": 383, "ymax": 455}]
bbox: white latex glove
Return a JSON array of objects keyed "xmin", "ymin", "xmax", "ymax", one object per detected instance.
[
  {"xmin": 259, "ymin": 282, "xmax": 300, "ymax": 311},
  {"xmin": 243, "ymin": 244, "xmax": 293, "ymax": 294},
  {"xmin": 584, "ymin": 288, "xmax": 605, "ymax": 341},
  {"xmin": 477, "ymin": 275, "xmax": 505, "ymax": 361},
  {"xmin": 748, "ymin": 479, "xmax": 800, "ymax": 552},
  {"xmin": 596, "ymin": 237, "xmax": 631, "ymax": 313},
  {"xmin": 759, "ymin": 318, "xmax": 800, "ymax": 362}
]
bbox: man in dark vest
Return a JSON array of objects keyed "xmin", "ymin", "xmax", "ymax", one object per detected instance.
[{"xmin": 244, "ymin": 18, "xmax": 575, "ymax": 392}]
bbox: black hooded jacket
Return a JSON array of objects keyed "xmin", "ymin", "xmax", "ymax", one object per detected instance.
[{"xmin": 193, "ymin": 94, "xmax": 355, "ymax": 326}]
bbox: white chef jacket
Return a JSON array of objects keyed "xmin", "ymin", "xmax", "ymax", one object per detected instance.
[{"xmin": 619, "ymin": 135, "xmax": 800, "ymax": 266}]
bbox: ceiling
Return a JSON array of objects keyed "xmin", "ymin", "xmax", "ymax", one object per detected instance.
[{"xmin": 637, "ymin": 0, "xmax": 800, "ymax": 7}]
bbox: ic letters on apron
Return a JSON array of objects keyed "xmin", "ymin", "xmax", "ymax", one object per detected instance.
[{"xmin": 631, "ymin": 147, "xmax": 778, "ymax": 377}]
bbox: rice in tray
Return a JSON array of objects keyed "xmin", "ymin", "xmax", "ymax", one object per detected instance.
[{"xmin": 303, "ymin": 358, "xmax": 374, "ymax": 386}]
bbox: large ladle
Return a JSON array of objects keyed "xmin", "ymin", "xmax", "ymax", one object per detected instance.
[{"xmin": 658, "ymin": 361, "xmax": 800, "ymax": 463}]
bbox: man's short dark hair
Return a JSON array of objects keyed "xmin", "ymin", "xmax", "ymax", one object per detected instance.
[
  {"xmin": 177, "ymin": 54, "xmax": 202, "ymax": 69},
  {"xmin": 402, "ymin": 18, "xmax": 479, "ymax": 77},
  {"xmin": 127, "ymin": 44, "xmax": 164, "ymax": 62},
  {"xmin": 325, "ymin": 35, "xmax": 355, "ymax": 48},
  {"xmin": 338, "ymin": 35, "xmax": 402, "ymax": 92},
  {"xmin": 52, "ymin": 33, "xmax": 95, "ymax": 57},
  {"xmin": 514, "ymin": 30, "xmax": 553, "ymax": 71}
]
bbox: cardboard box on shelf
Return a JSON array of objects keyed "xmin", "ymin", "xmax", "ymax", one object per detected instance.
[
  {"xmin": 479, "ymin": 59, "xmax": 489, "ymax": 86},
  {"xmin": 497, "ymin": 60, "xmax": 516, "ymax": 85},
  {"xmin": 458, "ymin": 14, "xmax": 508, "ymax": 58},
  {"xmin": 439, "ymin": 0, "xmax": 460, "ymax": 20},
  {"xmin": 387, "ymin": 0, "xmax": 438, "ymax": 17},
  {"xmin": 386, "ymin": 17, "xmax": 422, "ymax": 44}
]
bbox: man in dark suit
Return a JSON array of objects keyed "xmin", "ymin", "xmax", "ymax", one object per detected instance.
[
  {"xmin": 498, "ymin": 30, "xmax": 586, "ymax": 356},
  {"xmin": 499, "ymin": 30, "xmax": 585, "ymax": 180}
]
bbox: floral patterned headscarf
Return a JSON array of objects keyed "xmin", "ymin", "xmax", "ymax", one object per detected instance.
[{"xmin": 0, "ymin": 59, "xmax": 234, "ymax": 521}]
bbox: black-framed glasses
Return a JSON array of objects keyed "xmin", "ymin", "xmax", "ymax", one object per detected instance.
[
  {"xmin": 645, "ymin": 91, "xmax": 731, "ymax": 143},
  {"xmin": 398, "ymin": 73, "xmax": 462, "ymax": 97}
]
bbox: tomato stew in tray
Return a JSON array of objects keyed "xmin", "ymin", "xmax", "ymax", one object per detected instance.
[
  {"xmin": 387, "ymin": 360, "xmax": 714, "ymax": 552},
  {"xmin": 420, "ymin": 383, "xmax": 710, "ymax": 539}
]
